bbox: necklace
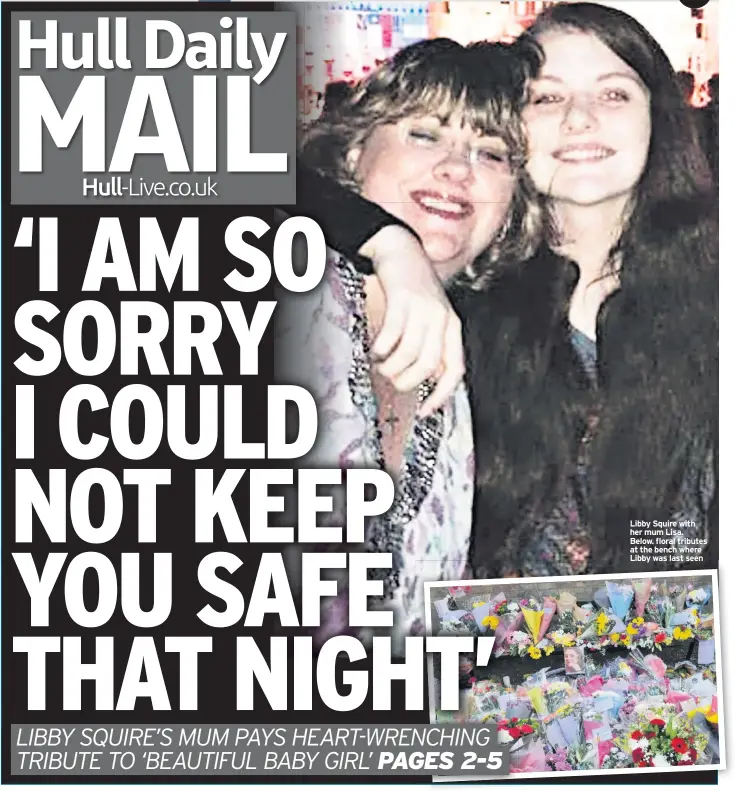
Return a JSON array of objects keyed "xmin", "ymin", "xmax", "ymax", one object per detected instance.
[{"xmin": 383, "ymin": 404, "xmax": 400, "ymax": 435}]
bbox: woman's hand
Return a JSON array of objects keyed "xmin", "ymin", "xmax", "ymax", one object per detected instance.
[{"xmin": 360, "ymin": 225, "xmax": 465, "ymax": 416}]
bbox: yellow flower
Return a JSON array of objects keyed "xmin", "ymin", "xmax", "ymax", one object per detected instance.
[
  {"xmin": 632, "ymin": 617, "xmax": 644, "ymax": 626},
  {"xmin": 626, "ymin": 624, "xmax": 638, "ymax": 635},
  {"xmin": 544, "ymin": 645, "xmax": 555, "ymax": 656},
  {"xmin": 482, "ymin": 615, "xmax": 500, "ymax": 630},
  {"xmin": 620, "ymin": 634, "xmax": 631, "ymax": 646},
  {"xmin": 673, "ymin": 626, "xmax": 692, "ymax": 640},
  {"xmin": 665, "ymin": 638, "xmax": 673, "ymax": 646},
  {"xmin": 619, "ymin": 662, "xmax": 630, "ymax": 673},
  {"xmin": 596, "ymin": 612, "xmax": 608, "ymax": 626},
  {"xmin": 529, "ymin": 646, "xmax": 542, "ymax": 659},
  {"xmin": 472, "ymin": 601, "xmax": 487, "ymax": 609},
  {"xmin": 610, "ymin": 633, "xmax": 621, "ymax": 644}
]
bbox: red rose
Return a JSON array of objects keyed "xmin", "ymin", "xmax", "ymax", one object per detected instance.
[
  {"xmin": 511, "ymin": 717, "xmax": 519, "ymax": 724},
  {"xmin": 655, "ymin": 633, "xmax": 666, "ymax": 643},
  {"xmin": 671, "ymin": 738, "xmax": 688, "ymax": 754},
  {"xmin": 650, "ymin": 719, "xmax": 666, "ymax": 727},
  {"xmin": 632, "ymin": 748, "xmax": 645, "ymax": 762},
  {"xmin": 631, "ymin": 730, "xmax": 643, "ymax": 740},
  {"xmin": 508, "ymin": 727, "xmax": 522, "ymax": 739},
  {"xmin": 497, "ymin": 720, "xmax": 509, "ymax": 728},
  {"xmin": 520, "ymin": 724, "xmax": 534, "ymax": 735},
  {"xmin": 688, "ymin": 748, "xmax": 698, "ymax": 761},
  {"xmin": 678, "ymin": 759, "xmax": 693, "ymax": 766},
  {"xmin": 645, "ymin": 731, "xmax": 657, "ymax": 740},
  {"xmin": 636, "ymin": 760, "xmax": 650, "ymax": 768}
]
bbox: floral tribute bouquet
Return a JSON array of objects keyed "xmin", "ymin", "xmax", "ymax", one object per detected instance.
[
  {"xmin": 556, "ymin": 591, "xmax": 577, "ymax": 615},
  {"xmin": 520, "ymin": 597, "xmax": 557, "ymax": 646},
  {"xmin": 646, "ymin": 584, "xmax": 677, "ymax": 629},
  {"xmin": 606, "ymin": 581, "xmax": 635, "ymax": 621},
  {"xmin": 622, "ymin": 710, "xmax": 709, "ymax": 768},
  {"xmin": 687, "ymin": 586, "xmax": 712, "ymax": 608},
  {"xmin": 497, "ymin": 716, "xmax": 541, "ymax": 745},
  {"xmin": 542, "ymin": 702, "xmax": 599, "ymax": 771},
  {"xmin": 632, "ymin": 579, "xmax": 653, "ymax": 617}
]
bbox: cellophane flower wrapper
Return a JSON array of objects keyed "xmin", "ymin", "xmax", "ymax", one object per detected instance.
[
  {"xmin": 610, "ymin": 656, "xmax": 637, "ymax": 681},
  {"xmin": 632, "ymin": 579, "xmax": 653, "ymax": 617},
  {"xmin": 674, "ymin": 588, "xmax": 689, "ymax": 613},
  {"xmin": 521, "ymin": 599, "xmax": 545, "ymax": 643},
  {"xmin": 509, "ymin": 738, "xmax": 547, "ymax": 773},
  {"xmin": 574, "ymin": 604, "xmax": 595, "ymax": 624},
  {"xmin": 471, "ymin": 592, "xmax": 508, "ymax": 632},
  {"xmin": 493, "ymin": 611, "xmax": 525, "ymax": 655},
  {"xmin": 665, "ymin": 689, "xmax": 694, "ymax": 712},
  {"xmin": 537, "ymin": 596, "xmax": 557, "ymax": 643},
  {"xmin": 579, "ymin": 615, "xmax": 603, "ymax": 641},
  {"xmin": 437, "ymin": 612, "xmax": 479, "ymax": 636},
  {"xmin": 593, "ymin": 588, "xmax": 611, "ymax": 610},
  {"xmin": 646, "ymin": 591, "xmax": 676, "ymax": 629},
  {"xmin": 433, "ymin": 596, "xmax": 453, "ymax": 619},
  {"xmin": 468, "ymin": 679, "xmax": 501, "ymax": 722},
  {"xmin": 606, "ymin": 581, "xmax": 635, "ymax": 621},
  {"xmin": 686, "ymin": 587, "xmax": 711, "ymax": 608},
  {"xmin": 526, "ymin": 684, "xmax": 549, "ymax": 716},
  {"xmin": 545, "ymin": 681, "xmax": 576, "ymax": 713},
  {"xmin": 558, "ymin": 711, "xmax": 584, "ymax": 748},
  {"xmin": 628, "ymin": 648, "xmax": 665, "ymax": 680},
  {"xmin": 592, "ymin": 690, "xmax": 626, "ymax": 718},
  {"xmin": 557, "ymin": 592, "xmax": 577, "ymax": 615},
  {"xmin": 447, "ymin": 585, "xmax": 471, "ymax": 601},
  {"xmin": 578, "ymin": 676, "xmax": 605, "ymax": 697}
]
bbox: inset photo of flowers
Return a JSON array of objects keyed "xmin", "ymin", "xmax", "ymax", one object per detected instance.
[{"xmin": 425, "ymin": 570, "xmax": 723, "ymax": 779}]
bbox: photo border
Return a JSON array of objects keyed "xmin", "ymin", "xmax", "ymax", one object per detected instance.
[{"xmin": 424, "ymin": 568, "xmax": 725, "ymax": 781}]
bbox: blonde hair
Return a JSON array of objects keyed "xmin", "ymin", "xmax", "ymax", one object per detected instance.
[{"xmin": 301, "ymin": 38, "xmax": 546, "ymax": 286}]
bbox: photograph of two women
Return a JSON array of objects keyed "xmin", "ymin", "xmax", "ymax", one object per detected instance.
[
  {"xmin": 277, "ymin": 1, "xmax": 719, "ymax": 775},
  {"xmin": 281, "ymin": 0, "xmax": 717, "ymax": 631}
]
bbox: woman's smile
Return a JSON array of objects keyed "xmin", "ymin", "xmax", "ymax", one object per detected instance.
[{"xmin": 410, "ymin": 189, "xmax": 474, "ymax": 220}]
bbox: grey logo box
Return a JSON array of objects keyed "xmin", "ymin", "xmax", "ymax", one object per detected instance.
[{"xmin": 10, "ymin": 9, "xmax": 297, "ymax": 205}]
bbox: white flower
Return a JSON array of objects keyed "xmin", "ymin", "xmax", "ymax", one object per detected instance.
[
  {"xmin": 652, "ymin": 755, "xmax": 671, "ymax": 768},
  {"xmin": 497, "ymin": 730, "xmax": 514, "ymax": 744},
  {"xmin": 507, "ymin": 602, "xmax": 520, "ymax": 612}
]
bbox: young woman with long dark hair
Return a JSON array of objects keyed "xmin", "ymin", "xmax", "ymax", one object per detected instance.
[{"xmin": 296, "ymin": 2, "xmax": 717, "ymax": 578}]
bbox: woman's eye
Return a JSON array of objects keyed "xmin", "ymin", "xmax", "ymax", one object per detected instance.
[
  {"xmin": 531, "ymin": 93, "xmax": 565, "ymax": 106},
  {"xmin": 474, "ymin": 147, "xmax": 508, "ymax": 164},
  {"xmin": 601, "ymin": 88, "xmax": 630, "ymax": 102},
  {"xmin": 407, "ymin": 128, "xmax": 439, "ymax": 143}
]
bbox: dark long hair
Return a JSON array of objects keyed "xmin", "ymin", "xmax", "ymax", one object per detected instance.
[{"xmin": 470, "ymin": 2, "xmax": 717, "ymax": 574}]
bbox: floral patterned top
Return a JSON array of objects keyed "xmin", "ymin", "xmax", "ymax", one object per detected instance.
[{"xmin": 275, "ymin": 251, "xmax": 474, "ymax": 643}]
